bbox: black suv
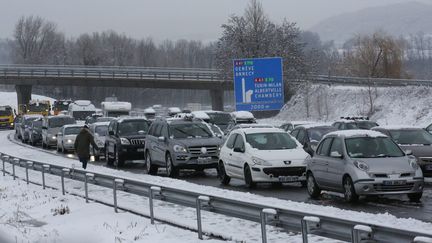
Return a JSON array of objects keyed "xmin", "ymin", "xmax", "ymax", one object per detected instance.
[
  {"xmin": 105, "ymin": 117, "xmax": 150, "ymax": 167},
  {"xmin": 145, "ymin": 117, "xmax": 223, "ymax": 177}
]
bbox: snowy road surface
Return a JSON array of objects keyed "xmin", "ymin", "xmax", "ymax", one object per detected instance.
[
  {"xmin": 1, "ymin": 130, "xmax": 432, "ymax": 240},
  {"xmin": 6, "ymin": 130, "xmax": 432, "ymax": 223}
]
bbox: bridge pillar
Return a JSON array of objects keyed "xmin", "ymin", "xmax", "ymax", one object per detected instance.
[
  {"xmin": 210, "ymin": 89, "xmax": 224, "ymax": 111},
  {"xmin": 15, "ymin": 85, "xmax": 32, "ymax": 109}
]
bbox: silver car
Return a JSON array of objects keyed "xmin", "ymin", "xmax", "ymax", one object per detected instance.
[
  {"xmin": 56, "ymin": 124, "xmax": 82, "ymax": 153},
  {"xmin": 306, "ymin": 130, "xmax": 424, "ymax": 202}
]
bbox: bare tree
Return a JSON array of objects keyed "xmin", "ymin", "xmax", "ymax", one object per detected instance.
[{"xmin": 11, "ymin": 16, "xmax": 65, "ymax": 64}]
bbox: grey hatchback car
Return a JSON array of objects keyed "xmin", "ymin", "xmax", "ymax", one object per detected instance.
[
  {"xmin": 306, "ymin": 130, "xmax": 424, "ymax": 202},
  {"xmin": 145, "ymin": 117, "xmax": 223, "ymax": 177}
]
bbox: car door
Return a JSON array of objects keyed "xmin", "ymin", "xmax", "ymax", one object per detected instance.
[
  {"xmin": 326, "ymin": 137, "xmax": 346, "ymax": 191},
  {"xmin": 310, "ymin": 137, "xmax": 333, "ymax": 188},
  {"xmin": 222, "ymin": 133, "xmax": 238, "ymax": 176},
  {"xmin": 231, "ymin": 133, "xmax": 246, "ymax": 177},
  {"xmin": 153, "ymin": 124, "xmax": 166, "ymax": 163},
  {"xmin": 106, "ymin": 121, "xmax": 116, "ymax": 156}
]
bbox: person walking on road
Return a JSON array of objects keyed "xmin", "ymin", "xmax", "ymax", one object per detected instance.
[{"xmin": 74, "ymin": 124, "xmax": 98, "ymax": 169}]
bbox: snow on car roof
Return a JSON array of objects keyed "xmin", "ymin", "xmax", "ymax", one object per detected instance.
[
  {"xmin": 23, "ymin": 114, "xmax": 44, "ymax": 118},
  {"xmin": 191, "ymin": 111, "xmax": 210, "ymax": 120},
  {"xmin": 373, "ymin": 125, "xmax": 423, "ymax": 130},
  {"xmin": 144, "ymin": 108, "xmax": 155, "ymax": 114},
  {"xmin": 92, "ymin": 121, "xmax": 110, "ymax": 126},
  {"xmin": 238, "ymin": 127, "xmax": 285, "ymax": 134},
  {"xmin": 297, "ymin": 123, "xmax": 333, "ymax": 129},
  {"xmin": 117, "ymin": 116, "xmax": 148, "ymax": 123},
  {"xmin": 325, "ymin": 129, "xmax": 387, "ymax": 138},
  {"xmin": 63, "ymin": 124, "xmax": 83, "ymax": 128},
  {"xmin": 231, "ymin": 111, "xmax": 254, "ymax": 119},
  {"xmin": 168, "ymin": 107, "xmax": 181, "ymax": 113}
]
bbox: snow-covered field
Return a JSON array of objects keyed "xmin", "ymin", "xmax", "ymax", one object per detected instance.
[
  {"xmin": 0, "ymin": 91, "xmax": 55, "ymax": 112},
  {"xmin": 271, "ymin": 85, "xmax": 432, "ymax": 127},
  {"xmin": 0, "ymin": 173, "xmax": 227, "ymax": 243}
]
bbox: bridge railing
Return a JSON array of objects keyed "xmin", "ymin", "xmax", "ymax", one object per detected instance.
[
  {"xmin": 1, "ymin": 151, "xmax": 432, "ymax": 243},
  {"xmin": 2, "ymin": 64, "xmax": 432, "ymax": 87},
  {"xmin": 0, "ymin": 65, "xmax": 222, "ymax": 82}
]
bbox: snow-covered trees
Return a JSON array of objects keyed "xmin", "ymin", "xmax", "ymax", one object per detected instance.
[{"xmin": 216, "ymin": 0, "xmax": 306, "ymax": 85}]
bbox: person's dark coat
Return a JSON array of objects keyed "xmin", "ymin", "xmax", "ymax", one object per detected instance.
[{"xmin": 74, "ymin": 128, "xmax": 98, "ymax": 159}]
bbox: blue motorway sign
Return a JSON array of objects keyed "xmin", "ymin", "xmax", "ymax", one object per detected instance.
[{"xmin": 233, "ymin": 57, "xmax": 284, "ymax": 111}]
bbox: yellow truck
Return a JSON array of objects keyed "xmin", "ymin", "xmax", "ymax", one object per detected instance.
[
  {"xmin": 19, "ymin": 100, "xmax": 51, "ymax": 116},
  {"xmin": 0, "ymin": 105, "xmax": 14, "ymax": 129}
]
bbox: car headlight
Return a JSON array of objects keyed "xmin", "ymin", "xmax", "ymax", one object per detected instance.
[
  {"xmin": 52, "ymin": 136, "xmax": 57, "ymax": 140},
  {"xmin": 120, "ymin": 137, "xmax": 130, "ymax": 145},
  {"xmin": 252, "ymin": 157, "xmax": 272, "ymax": 166},
  {"xmin": 173, "ymin": 145, "xmax": 187, "ymax": 153},
  {"xmin": 353, "ymin": 160, "xmax": 369, "ymax": 172},
  {"xmin": 409, "ymin": 157, "xmax": 419, "ymax": 170},
  {"xmin": 66, "ymin": 139, "xmax": 73, "ymax": 143}
]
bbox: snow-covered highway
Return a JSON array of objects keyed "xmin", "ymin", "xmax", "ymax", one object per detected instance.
[{"xmin": 3, "ymin": 129, "xmax": 432, "ymax": 224}]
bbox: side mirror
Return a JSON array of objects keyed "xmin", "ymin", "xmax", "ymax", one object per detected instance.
[
  {"xmin": 405, "ymin": 150, "xmax": 413, "ymax": 156},
  {"xmin": 330, "ymin": 151, "xmax": 343, "ymax": 158},
  {"xmin": 158, "ymin": 136, "xmax": 165, "ymax": 142},
  {"xmin": 233, "ymin": 147, "xmax": 244, "ymax": 153},
  {"xmin": 109, "ymin": 131, "xmax": 114, "ymax": 136}
]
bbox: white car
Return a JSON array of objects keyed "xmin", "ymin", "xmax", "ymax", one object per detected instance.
[
  {"xmin": 89, "ymin": 121, "xmax": 110, "ymax": 161},
  {"xmin": 56, "ymin": 124, "xmax": 82, "ymax": 153},
  {"xmin": 218, "ymin": 127, "xmax": 310, "ymax": 188}
]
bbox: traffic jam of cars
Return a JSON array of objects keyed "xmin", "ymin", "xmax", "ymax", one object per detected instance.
[{"xmin": 11, "ymin": 102, "xmax": 432, "ymax": 203}]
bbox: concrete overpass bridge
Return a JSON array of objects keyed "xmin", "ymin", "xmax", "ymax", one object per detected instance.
[
  {"xmin": 0, "ymin": 65, "xmax": 231, "ymax": 110},
  {"xmin": 2, "ymin": 64, "xmax": 431, "ymax": 111}
]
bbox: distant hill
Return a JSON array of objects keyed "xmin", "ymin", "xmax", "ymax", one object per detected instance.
[{"xmin": 309, "ymin": 2, "xmax": 432, "ymax": 43}]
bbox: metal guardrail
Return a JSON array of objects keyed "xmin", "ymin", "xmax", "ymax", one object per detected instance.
[
  {"xmin": 1, "ymin": 152, "xmax": 432, "ymax": 243},
  {"xmin": 2, "ymin": 64, "xmax": 432, "ymax": 87}
]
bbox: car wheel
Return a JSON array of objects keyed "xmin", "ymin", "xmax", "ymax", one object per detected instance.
[
  {"xmin": 165, "ymin": 153, "xmax": 178, "ymax": 178},
  {"xmin": 244, "ymin": 164, "xmax": 256, "ymax": 188},
  {"xmin": 114, "ymin": 148, "xmax": 125, "ymax": 168},
  {"xmin": 145, "ymin": 151, "xmax": 158, "ymax": 175},
  {"xmin": 408, "ymin": 192, "xmax": 422, "ymax": 202},
  {"xmin": 343, "ymin": 176, "xmax": 358, "ymax": 203},
  {"xmin": 105, "ymin": 146, "xmax": 113, "ymax": 166},
  {"xmin": 217, "ymin": 161, "xmax": 230, "ymax": 185},
  {"xmin": 307, "ymin": 173, "xmax": 321, "ymax": 199}
]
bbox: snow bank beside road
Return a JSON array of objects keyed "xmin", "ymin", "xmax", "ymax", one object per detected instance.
[
  {"xmin": 276, "ymin": 85, "xmax": 432, "ymax": 127},
  {"xmin": 0, "ymin": 174, "xmax": 225, "ymax": 243}
]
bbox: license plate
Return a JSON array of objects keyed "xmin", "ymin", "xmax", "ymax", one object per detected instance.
[
  {"xmin": 278, "ymin": 176, "xmax": 299, "ymax": 182},
  {"xmin": 137, "ymin": 148, "xmax": 144, "ymax": 152},
  {"xmin": 197, "ymin": 157, "xmax": 212, "ymax": 164},
  {"xmin": 383, "ymin": 180, "xmax": 406, "ymax": 186},
  {"xmin": 426, "ymin": 165, "xmax": 432, "ymax": 170}
]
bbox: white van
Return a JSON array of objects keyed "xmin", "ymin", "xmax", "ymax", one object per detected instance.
[
  {"xmin": 68, "ymin": 100, "xmax": 97, "ymax": 121},
  {"xmin": 101, "ymin": 101, "xmax": 131, "ymax": 117}
]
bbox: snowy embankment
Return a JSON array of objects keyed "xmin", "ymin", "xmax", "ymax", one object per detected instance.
[
  {"xmin": 1, "ymin": 130, "xmax": 432, "ymax": 242},
  {"xmin": 0, "ymin": 173, "xmax": 226, "ymax": 243},
  {"xmin": 270, "ymin": 85, "xmax": 432, "ymax": 127},
  {"xmin": 0, "ymin": 91, "xmax": 55, "ymax": 111}
]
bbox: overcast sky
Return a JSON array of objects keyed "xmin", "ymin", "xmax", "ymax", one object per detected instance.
[{"xmin": 1, "ymin": 0, "xmax": 431, "ymax": 42}]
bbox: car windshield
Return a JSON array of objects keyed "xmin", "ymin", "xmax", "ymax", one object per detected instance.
[
  {"xmin": 388, "ymin": 129, "xmax": 432, "ymax": 145},
  {"xmin": 345, "ymin": 122, "xmax": 358, "ymax": 129},
  {"xmin": 25, "ymin": 117, "xmax": 39, "ymax": 126},
  {"xmin": 32, "ymin": 120, "xmax": 42, "ymax": 128},
  {"xmin": 54, "ymin": 101, "xmax": 70, "ymax": 111},
  {"xmin": 28, "ymin": 103, "xmax": 49, "ymax": 112},
  {"xmin": 96, "ymin": 117, "xmax": 114, "ymax": 122},
  {"xmin": 95, "ymin": 125, "xmax": 108, "ymax": 136},
  {"xmin": 170, "ymin": 123, "xmax": 213, "ymax": 139},
  {"xmin": 209, "ymin": 124, "xmax": 223, "ymax": 136},
  {"xmin": 64, "ymin": 127, "xmax": 81, "ymax": 135},
  {"xmin": 246, "ymin": 132, "xmax": 298, "ymax": 150},
  {"xmin": 49, "ymin": 117, "xmax": 76, "ymax": 128},
  {"xmin": 345, "ymin": 137, "xmax": 404, "ymax": 158},
  {"xmin": 0, "ymin": 107, "xmax": 12, "ymax": 116},
  {"xmin": 207, "ymin": 113, "xmax": 233, "ymax": 125},
  {"xmin": 72, "ymin": 111, "xmax": 95, "ymax": 120},
  {"xmin": 118, "ymin": 120, "xmax": 149, "ymax": 136},
  {"xmin": 308, "ymin": 127, "xmax": 336, "ymax": 142},
  {"xmin": 356, "ymin": 121, "xmax": 378, "ymax": 129},
  {"xmin": 107, "ymin": 111, "xmax": 129, "ymax": 117}
]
